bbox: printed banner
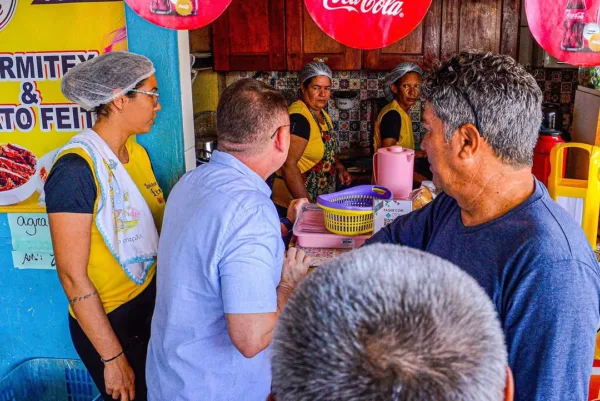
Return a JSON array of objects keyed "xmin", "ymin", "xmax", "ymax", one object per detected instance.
[
  {"xmin": 303, "ymin": 0, "xmax": 432, "ymax": 50},
  {"xmin": 526, "ymin": 0, "xmax": 600, "ymax": 66},
  {"xmin": 0, "ymin": 0, "xmax": 127, "ymax": 213},
  {"xmin": 125, "ymin": 0, "xmax": 231, "ymax": 30}
]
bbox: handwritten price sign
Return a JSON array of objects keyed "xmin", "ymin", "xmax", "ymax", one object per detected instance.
[
  {"xmin": 12, "ymin": 250, "xmax": 55, "ymax": 270},
  {"xmin": 7, "ymin": 213, "xmax": 55, "ymax": 270}
]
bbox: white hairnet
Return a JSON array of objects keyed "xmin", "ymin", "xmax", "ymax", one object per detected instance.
[
  {"xmin": 61, "ymin": 51, "xmax": 156, "ymax": 111},
  {"xmin": 299, "ymin": 62, "xmax": 332, "ymax": 86},
  {"xmin": 384, "ymin": 62, "xmax": 423, "ymax": 101}
]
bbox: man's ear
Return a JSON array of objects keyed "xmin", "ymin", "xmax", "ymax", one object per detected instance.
[
  {"xmin": 455, "ymin": 123, "xmax": 482, "ymax": 160},
  {"xmin": 266, "ymin": 393, "xmax": 276, "ymax": 401},
  {"xmin": 273, "ymin": 126, "xmax": 287, "ymax": 153},
  {"xmin": 505, "ymin": 365, "xmax": 514, "ymax": 401}
]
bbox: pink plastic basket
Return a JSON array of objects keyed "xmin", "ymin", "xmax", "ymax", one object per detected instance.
[{"xmin": 293, "ymin": 204, "xmax": 370, "ymax": 249}]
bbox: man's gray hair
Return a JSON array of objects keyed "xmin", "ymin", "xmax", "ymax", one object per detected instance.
[
  {"xmin": 421, "ymin": 51, "xmax": 542, "ymax": 166},
  {"xmin": 272, "ymin": 244, "xmax": 507, "ymax": 401}
]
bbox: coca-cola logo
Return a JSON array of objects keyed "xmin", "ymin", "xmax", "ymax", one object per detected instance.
[
  {"xmin": 305, "ymin": 0, "xmax": 432, "ymax": 49},
  {"xmin": 565, "ymin": 10, "xmax": 585, "ymax": 20},
  {"xmin": 322, "ymin": 0, "xmax": 405, "ymax": 17}
]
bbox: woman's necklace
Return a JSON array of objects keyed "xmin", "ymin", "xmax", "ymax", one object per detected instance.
[
  {"xmin": 313, "ymin": 109, "xmax": 325, "ymax": 124},
  {"xmin": 305, "ymin": 104, "xmax": 333, "ymax": 137}
]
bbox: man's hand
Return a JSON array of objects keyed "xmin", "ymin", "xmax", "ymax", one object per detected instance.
[
  {"xmin": 104, "ymin": 354, "xmax": 135, "ymax": 401},
  {"xmin": 279, "ymin": 247, "xmax": 310, "ymax": 290},
  {"xmin": 287, "ymin": 198, "xmax": 309, "ymax": 223}
]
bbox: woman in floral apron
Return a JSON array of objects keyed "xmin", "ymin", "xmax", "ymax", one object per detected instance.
[{"xmin": 272, "ymin": 62, "xmax": 352, "ymax": 217}]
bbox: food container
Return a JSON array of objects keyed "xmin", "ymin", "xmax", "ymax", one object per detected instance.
[
  {"xmin": 332, "ymin": 90, "xmax": 358, "ymax": 110},
  {"xmin": 293, "ymin": 204, "xmax": 370, "ymax": 249},
  {"xmin": 373, "ymin": 198, "xmax": 412, "ymax": 234},
  {"xmin": 0, "ymin": 144, "xmax": 38, "ymax": 206}
]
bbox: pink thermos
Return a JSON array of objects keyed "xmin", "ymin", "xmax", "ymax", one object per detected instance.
[{"xmin": 373, "ymin": 146, "xmax": 415, "ymax": 199}]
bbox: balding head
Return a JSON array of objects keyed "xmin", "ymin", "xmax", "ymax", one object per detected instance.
[{"xmin": 216, "ymin": 78, "xmax": 289, "ymax": 157}]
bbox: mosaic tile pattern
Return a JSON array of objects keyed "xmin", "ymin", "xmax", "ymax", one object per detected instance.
[
  {"xmin": 228, "ymin": 67, "xmax": 579, "ymax": 150},
  {"xmin": 531, "ymin": 68, "xmax": 579, "ymax": 134},
  {"xmin": 227, "ymin": 71, "xmax": 422, "ymax": 151}
]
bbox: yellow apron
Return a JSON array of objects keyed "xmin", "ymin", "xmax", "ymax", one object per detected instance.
[
  {"xmin": 374, "ymin": 99, "xmax": 415, "ymax": 152},
  {"xmin": 272, "ymin": 100, "xmax": 337, "ymax": 208}
]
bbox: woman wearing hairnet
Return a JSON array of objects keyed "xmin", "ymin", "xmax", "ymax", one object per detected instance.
[
  {"xmin": 272, "ymin": 62, "xmax": 351, "ymax": 216},
  {"xmin": 374, "ymin": 62, "xmax": 423, "ymax": 151},
  {"xmin": 44, "ymin": 52, "xmax": 165, "ymax": 401}
]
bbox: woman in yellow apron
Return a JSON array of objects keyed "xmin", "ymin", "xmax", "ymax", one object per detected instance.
[
  {"xmin": 272, "ymin": 62, "xmax": 351, "ymax": 216},
  {"xmin": 45, "ymin": 52, "xmax": 165, "ymax": 401},
  {"xmin": 374, "ymin": 63, "xmax": 423, "ymax": 152}
]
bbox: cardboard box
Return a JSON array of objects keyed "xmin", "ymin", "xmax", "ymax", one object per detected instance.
[{"xmin": 373, "ymin": 199, "xmax": 412, "ymax": 234}]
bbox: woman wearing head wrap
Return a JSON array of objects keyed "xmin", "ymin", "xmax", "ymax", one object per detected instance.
[
  {"xmin": 44, "ymin": 51, "xmax": 165, "ymax": 401},
  {"xmin": 374, "ymin": 62, "xmax": 423, "ymax": 152},
  {"xmin": 272, "ymin": 62, "xmax": 351, "ymax": 215}
]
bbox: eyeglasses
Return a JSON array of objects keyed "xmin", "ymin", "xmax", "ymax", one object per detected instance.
[
  {"xmin": 439, "ymin": 58, "xmax": 482, "ymax": 136},
  {"xmin": 270, "ymin": 123, "xmax": 294, "ymax": 139},
  {"xmin": 130, "ymin": 89, "xmax": 160, "ymax": 106}
]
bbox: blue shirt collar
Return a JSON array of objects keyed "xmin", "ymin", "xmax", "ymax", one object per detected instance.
[{"xmin": 209, "ymin": 150, "xmax": 272, "ymax": 196}]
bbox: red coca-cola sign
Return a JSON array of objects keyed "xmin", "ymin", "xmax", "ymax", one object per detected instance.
[
  {"xmin": 304, "ymin": 0, "xmax": 433, "ymax": 50},
  {"xmin": 125, "ymin": 0, "xmax": 231, "ymax": 30},
  {"xmin": 527, "ymin": 0, "xmax": 600, "ymax": 66}
]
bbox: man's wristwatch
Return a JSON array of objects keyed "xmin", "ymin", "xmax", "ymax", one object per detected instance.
[{"xmin": 280, "ymin": 217, "xmax": 294, "ymax": 235}]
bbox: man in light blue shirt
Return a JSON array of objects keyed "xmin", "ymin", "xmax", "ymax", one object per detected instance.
[{"xmin": 146, "ymin": 79, "xmax": 310, "ymax": 401}]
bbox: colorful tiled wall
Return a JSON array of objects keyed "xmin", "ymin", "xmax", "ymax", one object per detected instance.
[
  {"xmin": 227, "ymin": 71, "xmax": 423, "ymax": 151},
  {"xmin": 228, "ymin": 67, "xmax": 579, "ymax": 151},
  {"xmin": 531, "ymin": 68, "xmax": 580, "ymax": 135}
]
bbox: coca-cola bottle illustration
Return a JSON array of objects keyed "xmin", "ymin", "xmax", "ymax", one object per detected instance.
[
  {"xmin": 561, "ymin": 0, "xmax": 587, "ymax": 51},
  {"xmin": 189, "ymin": 0, "xmax": 198, "ymax": 16},
  {"xmin": 150, "ymin": 0, "xmax": 172, "ymax": 15}
]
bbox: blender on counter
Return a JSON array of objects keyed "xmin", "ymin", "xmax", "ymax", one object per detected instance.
[{"xmin": 532, "ymin": 105, "xmax": 566, "ymax": 187}]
